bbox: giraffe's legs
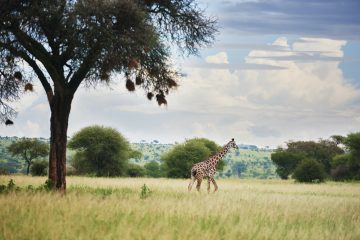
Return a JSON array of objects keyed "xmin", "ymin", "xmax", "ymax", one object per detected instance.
[
  {"xmin": 196, "ymin": 178, "xmax": 203, "ymax": 192},
  {"xmin": 188, "ymin": 176, "xmax": 196, "ymax": 192},
  {"xmin": 207, "ymin": 178, "xmax": 211, "ymax": 193},
  {"xmin": 211, "ymin": 178, "xmax": 218, "ymax": 192}
]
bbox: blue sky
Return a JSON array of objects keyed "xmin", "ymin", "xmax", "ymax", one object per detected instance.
[{"xmin": 1, "ymin": 0, "xmax": 360, "ymax": 148}]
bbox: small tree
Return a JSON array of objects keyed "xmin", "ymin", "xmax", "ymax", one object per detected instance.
[
  {"xmin": 30, "ymin": 160, "xmax": 48, "ymax": 176},
  {"xmin": 68, "ymin": 125, "xmax": 139, "ymax": 177},
  {"xmin": 7, "ymin": 139, "xmax": 49, "ymax": 175},
  {"xmin": 144, "ymin": 161, "xmax": 163, "ymax": 178},
  {"xmin": 293, "ymin": 158, "xmax": 326, "ymax": 183},
  {"xmin": 331, "ymin": 132, "xmax": 360, "ymax": 180},
  {"xmin": 271, "ymin": 151, "xmax": 303, "ymax": 179},
  {"xmin": 161, "ymin": 138, "xmax": 222, "ymax": 178}
]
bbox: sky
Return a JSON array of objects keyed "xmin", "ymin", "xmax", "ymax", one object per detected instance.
[{"xmin": 1, "ymin": 0, "xmax": 360, "ymax": 148}]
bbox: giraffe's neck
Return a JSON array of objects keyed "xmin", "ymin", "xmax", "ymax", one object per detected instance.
[{"xmin": 206, "ymin": 142, "xmax": 232, "ymax": 165}]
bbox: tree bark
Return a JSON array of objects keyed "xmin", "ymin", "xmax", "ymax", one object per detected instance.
[
  {"xmin": 26, "ymin": 162, "xmax": 30, "ymax": 175},
  {"xmin": 48, "ymin": 91, "xmax": 73, "ymax": 193}
]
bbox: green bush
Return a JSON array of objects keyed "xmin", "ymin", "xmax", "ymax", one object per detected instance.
[
  {"xmin": 271, "ymin": 151, "xmax": 303, "ymax": 179},
  {"xmin": 293, "ymin": 158, "xmax": 326, "ymax": 183},
  {"xmin": 144, "ymin": 161, "xmax": 164, "ymax": 178},
  {"xmin": 127, "ymin": 163, "xmax": 145, "ymax": 177},
  {"xmin": 30, "ymin": 160, "xmax": 48, "ymax": 176},
  {"xmin": 68, "ymin": 125, "xmax": 140, "ymax": 177}
]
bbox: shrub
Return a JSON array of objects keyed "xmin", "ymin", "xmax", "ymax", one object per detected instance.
[
  {"xmin": 127, "ymin": 164, "xmax": 145, "ymax": 177},
  {"xmin": 331, "ymin": 165, "xmax": 350, "ymax": 181},
  {"xmin": 293, "ymin": 158, "xmax": 326, "ymax": 183},
  {"xmin": 68, "ymin": 125, "xmax": 140, "ymax": 176},
  {"xmin": 30, "ymin": 160, "xmax": 48, "ymax": 176},
  {"xmin": 144, "ymin": 161, "xmax": 164, "ymax": 178}
]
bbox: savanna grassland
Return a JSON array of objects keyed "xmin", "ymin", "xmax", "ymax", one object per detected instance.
[{"xmin": 0, "ymin": 176, "xmax": 359, "ymax": 240}]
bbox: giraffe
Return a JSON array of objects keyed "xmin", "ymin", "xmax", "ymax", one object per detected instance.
[{"xmin": 188, "ymin": 138, "xmax": 238, "ymax": 193}]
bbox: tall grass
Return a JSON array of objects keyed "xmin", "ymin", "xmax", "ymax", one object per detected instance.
[{"xmin": 1, "ymin": 175, "xmax": 359, "ymax": 240}]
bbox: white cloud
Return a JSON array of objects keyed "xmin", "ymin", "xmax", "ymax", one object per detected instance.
[
  {"xmin": 205, "ymin": 52, "xmax": 229, "ymax": 64},
  {"xmin": 1, "ymin": 37, "xmax": 359, "ymax": 148},
  {"xmin": 168, "ymin": 37, "xmax": 360, "ymax": 146}
]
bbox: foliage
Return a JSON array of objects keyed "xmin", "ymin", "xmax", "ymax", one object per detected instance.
[
  {"xmin": 231, "ymin": 161, "xmax": 247, "ymax": 177},
  {"xmin": 271, "ymin": 139, "xmax": 344, "ymax": 180},
  {"xmin": 271, "ymin": 151, "xmax": 303, "ymax": 179},
  {"xmin": 7, "ymin": 138, "xmax": 49, "ymax": 175},
  {"xmin": 68, "ymin": 125, "xmax": 139, "ymax": 177},
  {"xmin": 161, "ymin": 138, "xmax": 223, "ymax": 178},
  {"xmin": 331, "ymin": 132, "xmax": 360, "ymax": 180},
  {"xmin": 30, "ymin": 160, "xmax": 48, "ymax": 176},
  {"xmin": 144, "ymin": 161, "xmax": 164, "ymax": 178},
  {"xmin": 293, "ymin": 158, "xmax": 326, "ymax": 183},
  {"xmin": 286, "ymin": 140, "xmax": 344, "ymax": 173},
  {"xmin": 127, "ymin": 163, "xmax": 146, "ymax": 177},
  {"xmin": 0, "ymin": 179, "xmax": 21, "ymax": 193},
  {"xmin": 140, "ymin": 184, "xmax": 152, "ymax": 199},
  {"xmin": 0, "ymin": 137, "xmax": 276, "ymax": 179}
]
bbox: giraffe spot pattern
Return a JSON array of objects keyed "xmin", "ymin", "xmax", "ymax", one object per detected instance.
[{"xmin": 188, "ymin": 139, "xmax": 238, "ymax": 193}]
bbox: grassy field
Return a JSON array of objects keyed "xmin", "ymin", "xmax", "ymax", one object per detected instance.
[{"xmin": 0, "ymin": 176, "xmax": 359, "ymax": 240}]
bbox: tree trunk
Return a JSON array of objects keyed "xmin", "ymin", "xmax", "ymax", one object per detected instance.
[
  {"xmin": 48, "ymin": 91, "xmax": 73, "ymax": 193},
  {"xmin": 26, "ymin": 161, "xmax": 30, "ymax": 175}
]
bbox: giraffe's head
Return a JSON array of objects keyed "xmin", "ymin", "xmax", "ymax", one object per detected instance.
[{"xmin": 229, "ymin": 138, "xmax": 238, "ymax": 149}]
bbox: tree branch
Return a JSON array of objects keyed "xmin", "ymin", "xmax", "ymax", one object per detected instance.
[
  {"xmin": 11, "ymin": 25, "xmax": 64, "ymax": 91},
  {"xmin": 68, "ymin": 44, "xmax": 101, "ymax": 93},
  {"xmin": 1, "ymin": 42, "xmax": 54, "ymax": 103}
]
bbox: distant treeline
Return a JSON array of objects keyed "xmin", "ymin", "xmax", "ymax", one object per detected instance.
[
  {"xmin": 4, "ymin": 130, "xmax": 358, "ymax": 182},
  {"xmin": 0, "ymin": 133, "xmax": 275, "ymax": 179},
  {"xmin": 271, "ymin": 132, "xmax": 360, "ymax": 182}
]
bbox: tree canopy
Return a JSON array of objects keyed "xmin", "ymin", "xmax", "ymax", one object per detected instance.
[
  {"xmin": 68, "ymin": 125, "xmax": 141, "ymax": 176},
  {"xmin": 7, "ymin": 138, "xmax": 49, "ymax": 175},
  {"xmin": 0, "ymin": 0, "xmax": 216, "ymax": 190},
  {"xmin": 331, "ymin": 132, "xmax": 360, "ymax": 180}
]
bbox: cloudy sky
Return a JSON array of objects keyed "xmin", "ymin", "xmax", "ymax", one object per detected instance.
[{"xmin": 1, "ymin": 0, "xmax": 360, "ymax": 148}]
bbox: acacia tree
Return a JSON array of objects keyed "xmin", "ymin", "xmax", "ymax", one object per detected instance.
[
  {"xmin": 0, "ymin": 0, "xmax": 216, "ymax": 191},
  {"xmin": 68, "ymin": 125, "xmax": 141, "ymax": 177},
  {"xmin": 7, "ymin": 138, "xmax": 49, "ymax": 175}
]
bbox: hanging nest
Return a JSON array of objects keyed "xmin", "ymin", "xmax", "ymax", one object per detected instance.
[
  {"xmin": 5, "ymin": 119, "xmax": 14, "ymax": 125},
  {"xmin": 135, "ymin": 75, "xmax": 144, "ymax": 85},
  {"xmin": 167, "ymin": 78, "xmax": 178, "ymax": 88},
  {"xmin": 24, "ymin": 83, "xmax": 33, "ymax": 92},
  {"xmin": 147, "ymin": 92, "xmax": 154, "ymax": 100},
  {"xmin": 148, "ymin": 68, "xmax": 159, "ymax": 78},
  {"xmin": 14, "ymin": 71, "xmax": 22, "ymax": 81},
  {"xmin": 128, "ymin": 58, "xmax": 140, "ymax": 70},
  {"xmin": 125, "ymin": 79, "xmax": 135, "ymax": 92},
  {"xmin": 156, "ymin": 92, "xmax": 167, "ymax": 106}
]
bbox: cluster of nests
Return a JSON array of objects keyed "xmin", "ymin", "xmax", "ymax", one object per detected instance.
[
  {"xmin": 125, "ymin": 77, "xmax": 177, "ymax": 106},
  {"xmin": 4, "ymin": 72, "xmax": 33, "ymax": 126},
  {"xmin": 5, "ymin": 60, "xmax": 178, "ymax": 125},
  {"xmin": 124, "ymin": 58, "xmax": 178, "ymax": 106},
  {"xmin": 13, "ymin": 71, "xmax": 34, "ymax": 92}
]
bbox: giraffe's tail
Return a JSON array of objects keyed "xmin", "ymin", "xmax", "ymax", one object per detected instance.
[{"xmin": 191, "ymin": 169, "xmax": 197, "ymax": 177}]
